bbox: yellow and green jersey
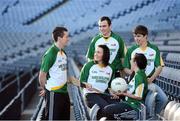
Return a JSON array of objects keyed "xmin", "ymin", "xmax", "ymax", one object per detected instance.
[
  {"xmin": 123, "ymin": 41, "xmax": 164, "ymax": 77},
  {"xmin": 126, "ymin": 70, "xmax": 148, "ymax": 110},
  {"xmin": 80, "ymin": 61, "xmax": 113, "ymax": 94},
  {"xmin": 86, "ymin": 32, "xmax": 126, "ymax": 71},
  {"xmin": 40, "ymin": 44, "xmax": 68, "ymax": 93}
]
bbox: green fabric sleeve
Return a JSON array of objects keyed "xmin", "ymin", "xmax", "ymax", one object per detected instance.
[
  {"xmin": 40, "ymin": 51, "xmax": 56, "ymax": 72},
  {"xmin": 79, "ymin": 61, "xmax": 94, "ymax": 83},
  {"xmin": 86, "ymin": 37, "xmax": 96, "ymax": 60},
  {"xmin": 154, "ymin": 46, "xmax": 161, "ymax": 67},
  {"xmin": 110, "ymin": 33, "xmax": 126, "ymax": 70},
  {"xmin": 123, "ymin": 49, "xmax": 131, "ymax": 69}
]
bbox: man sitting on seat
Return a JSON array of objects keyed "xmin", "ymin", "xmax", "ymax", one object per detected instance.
[{"xmin": 102, "ymin": 53, "xmax": 148, "ymax": 120}]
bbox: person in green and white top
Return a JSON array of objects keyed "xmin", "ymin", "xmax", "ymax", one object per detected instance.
[
  {"xmin": 39, "ymin": 27, "xmax": 70, "ymax": 120},
  {"xmin": 102, "ymin": 53, "xmax": 148, "ymax": 120},
  {"xmin": 123, "ymin": 25, "xmax": 168, "ymax": 116},
  {"xmin": 70, "ymin": 45, "xmax": 120, "ymax": 119},
  {"xmin": 86, "ymin": 16, "xmax": 126, "ymax": 77}
]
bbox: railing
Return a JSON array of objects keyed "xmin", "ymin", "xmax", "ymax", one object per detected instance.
[
  {"xmin": 31, "ymin": 97, "xmax": 45, "ymax": 120},
  {"xmin": 0, "ymin": 73, "xmax": 38, "ymax": 120},
  {"xmin": 67, "ymin": 58, "xmax": 90, "ymax": 120}
]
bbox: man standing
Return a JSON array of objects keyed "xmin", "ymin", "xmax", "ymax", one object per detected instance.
[
  {"xmin": 123, "ymin": 25, "xmax": 168, "ymax": 117},
  {"xmin": 86, "ymin": 16, "xmax": 126, "ymax": 77},
  {"xmin": 39, "ymin": 27, "xmax": 70, "ymax": 120}
]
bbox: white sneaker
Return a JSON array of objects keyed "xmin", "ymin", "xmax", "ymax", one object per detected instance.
[
  {"xmin": 89, "ymin": 104, "xmax": 100, "ymax": 120},
  {"xmin": 99, "ymin": 117, "xmax": 107, "ymax": 121}
]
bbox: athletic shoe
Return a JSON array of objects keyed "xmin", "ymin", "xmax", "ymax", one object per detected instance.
[{"xmin": 89, "ymin": 104, "xmax": 100, "ymax": 120}]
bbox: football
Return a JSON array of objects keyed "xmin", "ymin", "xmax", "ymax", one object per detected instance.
[{"xmin": 111, "ymin": 77, "xmax": 127, "ymax": 92}]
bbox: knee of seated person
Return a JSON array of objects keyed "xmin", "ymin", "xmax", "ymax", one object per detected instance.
[
  {"xmin": 145, "ymin": 90, "xmax": 157, "ymax": 114},
  {"xmin": 103, "ymin": 105, "xmax": 112, "ymax": 114},
  {"xmin": 148, "ymin": 83, "xmax": 156, "ymax": 92},
  {"xmin": 102, "ymin": 105, "xmax": 116, "ymax": 119},
  {"xmin": 161, "ymin": 96, "xmax": 168, "ymax": 110}
]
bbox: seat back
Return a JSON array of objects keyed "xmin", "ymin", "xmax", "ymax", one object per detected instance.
[
  {"xmin": 173, "ymin": 107, "xmax": 180, "ymax": 121},
  {"xmin": 168, "ymin": 103, "xmax": 180, "ymax": 120},
  {"xmin": 163, "ymin": 101, "xmax": 176, "ymax": 120}
]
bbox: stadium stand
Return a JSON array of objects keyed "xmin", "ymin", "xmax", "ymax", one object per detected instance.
[{"xmin": 0, "ymin": 0, "xmax": 180, "ymax": 120}]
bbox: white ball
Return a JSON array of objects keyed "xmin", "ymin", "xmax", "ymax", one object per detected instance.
[{"xmin": 111, "ymin": 77, "xmax": 127, "ymax": 92}]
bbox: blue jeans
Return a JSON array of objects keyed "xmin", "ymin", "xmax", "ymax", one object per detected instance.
[{"xmin": 147, "ymin": 83, "xmax": 168, "ymax": 115}]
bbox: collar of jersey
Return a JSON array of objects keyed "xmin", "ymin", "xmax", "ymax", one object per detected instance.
[
  {"xmin": 53, "ymin": 43, "xmax": 64, "ymax": 54},
  {"xmin": 97, "ymin": 63, "xmax": 106, "ymax": 68},
  {"xmin": 137, "ymin": 41, "xmax": 150, "ymax": 52},
  {"xmin": 137, "ymin": 69, "xmax": 145, "ymax": 75},
  {"xmin": 53, "ymin": 43, "xmax": 60, "ymax": 51},
  {"xmin": 100, "ymin": 32, "xmax": 112, "ymax": 41}
]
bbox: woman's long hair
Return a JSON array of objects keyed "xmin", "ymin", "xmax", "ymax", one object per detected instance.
[{"xmin": 98, "ymin": 45, "xmax": 110, "ymax": 66}]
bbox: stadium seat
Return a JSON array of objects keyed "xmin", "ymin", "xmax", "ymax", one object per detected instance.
[
  {"xmin": 163, "ymin": 101, "xmax": 176, "ymax": 120},
  {"xmin": 173, "ymin": 107, "xmax": 180, "ymax": 121},
  {"xmin": 168, "ymin": 103, "xmax": 180, "ymax": 120}
]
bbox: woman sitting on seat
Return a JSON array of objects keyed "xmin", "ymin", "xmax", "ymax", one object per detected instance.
[{"xmin": 70, "ymin": 45, "xmax": 120, "ymax": 119}]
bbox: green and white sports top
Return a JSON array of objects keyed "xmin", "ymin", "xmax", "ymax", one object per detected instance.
[
  {"xmin": 80, "ymin": 61, "xmax": 113, "ymax": 94},
  {"xmin": 123, "ymin": 42, "xmax": 164, "ymax": 77},
  {"xmin": 40, "ymin": 44, "xmax": 68, "ymax": 93},
  {"xmin": 86, "ymin": 32, "xmax": 126, "ymax": 71},
  {"xmin": 126, "ymin": 70, "xmax": 148, "ymax": 109}
]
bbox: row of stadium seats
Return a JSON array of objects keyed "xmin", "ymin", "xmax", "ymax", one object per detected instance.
[
  {"xmin": 2, "ymin": 0, "xmax": 178, "ymax": 36},
  {"xmin": 164, "ymin": 53, "xmax": 180, "ymax": 69},
  {"xmin": 0, "ymin": 0, "xmax": 64, "ymax": 25},
  {"xmin": 1, "ymin": 0, "xmax": 179, "ymax": 69},
  {"xmin": 156, "ymin": 67, "xmax": 180, "ymax": 101},
  {"xmin": 0, "ymin": 0, "xmax": 19, "ymax": 16}
]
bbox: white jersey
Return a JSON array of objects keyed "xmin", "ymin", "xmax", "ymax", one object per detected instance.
[
  {"xmin": 80, "ymin": 61, "xmax": 113, "ymax": 94},
  {"xmin": 95, "ymin": 37, "xmax": 119, "ymax": 63},
  {"xmin": 40, "ymin": 44, "xmax": 67, "ymax": 92}
]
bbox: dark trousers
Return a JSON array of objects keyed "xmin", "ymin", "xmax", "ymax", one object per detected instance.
[
  {"xmin": 85, "ymin": 93, "xmax": 120, "ymax": 119},
  {"xmin": 45, "ymin": 90, "xmax": 70, "ymax": 120},
  {"xmin": 85, "ymin": 93, "xmax": 120, "ymax": 109},
  {"xmin": 103, "ymin": 102, "xmax": 136, "ymax": 120}
]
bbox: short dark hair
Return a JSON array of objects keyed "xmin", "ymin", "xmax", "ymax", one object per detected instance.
[
  {"xmin": 52, "ymin": 27, "xmax": 68, "ymax": 42},
  {"xmin": 98, "ymin": 45, "xmax": 110, "ymax": 66},
  {"xmin": 99, "ymin": 16, "xmax": 111, "ymax": 26},
  {"xmin": 133, "ymin": 53, "xmax": 147, "ymax": 70},
  {"xmin": 133, "ymin": 25, "xmax": 148, "ymax": 36}
]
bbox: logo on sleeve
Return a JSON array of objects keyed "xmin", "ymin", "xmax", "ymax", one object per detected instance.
[
  {"xmin": 111, "ymin": 43, "xmax": 116, "ymax": 46},
  {"xmin": 92, "ymin": 71, "xmax": 98, "ymax": 74},
  {"xmin": 106, "ymin": 72, "xmax": 111, "ymax": 75},
  {"xmin": 149, "ymin": 53, "xmax": 154, "ymax": 56}
]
